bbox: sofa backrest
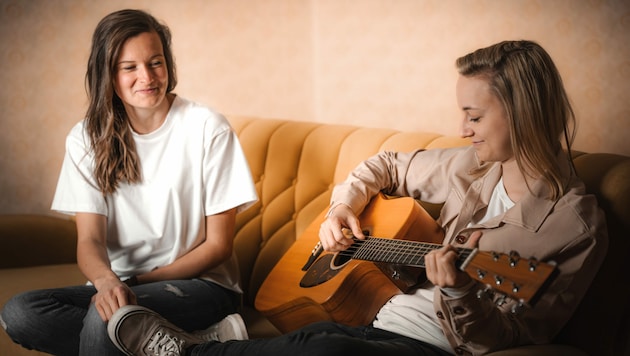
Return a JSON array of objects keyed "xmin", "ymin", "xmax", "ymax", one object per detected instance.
[
  {"xmin": 229, "ymin": 116, "xmax": 630, "ymax": 355},
  {"xmin": 555, "ymin": 153, "xmax": 630, "ymax": 355},
  {"xmin": 227, "ymin": 116, "xmax": 469, "ymax": 305}
]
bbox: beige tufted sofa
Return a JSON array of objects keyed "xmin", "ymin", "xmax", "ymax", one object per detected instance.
[{"xmin": 1, "ymin": 117, "xmax": 628, "ymax": 356}]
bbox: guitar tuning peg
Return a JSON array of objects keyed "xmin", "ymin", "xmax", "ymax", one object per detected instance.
[
  {"xmin": 511, "ymin": 301, "xmax": 525, "ymax": 314},
  {"xmin": 528, "ymin": 258, "xmax": 538, "ymax": 272},
  {"xmin": 491, "ymin": 251, "xmax": 500, "ymax": 262},
  {"xmin": 511, "ymin": 282, "xmax": 520, "ymax": 293},
  {"xmin": 508, "ymin": 251, "xmax": 520, "ymax": 267},
  {"xmin": 476, "ymin": 285, "xmax": 493, "ymax": 300},
  {"xmin": 496, "ymin": 294, "xmax": 507, "ymax": 306}
]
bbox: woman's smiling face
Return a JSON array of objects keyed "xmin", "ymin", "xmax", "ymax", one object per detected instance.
[
  {"xmin": 456, "ymin": 75, "xmax": 513, "ymax": 164},
  {"xmin": 113, "ymin": 31, "xmax": 169, "ymax": 115}
]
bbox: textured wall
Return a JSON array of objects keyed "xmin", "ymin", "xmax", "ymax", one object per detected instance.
[{"xmin": 1, "ymin": 0, "xmax": 629, "ymax": 215}]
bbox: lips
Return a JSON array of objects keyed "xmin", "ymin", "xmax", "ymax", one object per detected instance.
[{"xmin": 136, "ymin": 87, "xmax": 158, "ymax": 94}]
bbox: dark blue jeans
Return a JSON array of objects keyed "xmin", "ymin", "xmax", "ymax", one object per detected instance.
[
  {"xmin": 190, "ymin": 321, "xmax": 452, "ymax": 356},
  {"xmin": 1, "ymin": 279, "xmax": 239, "ymax": 356}
]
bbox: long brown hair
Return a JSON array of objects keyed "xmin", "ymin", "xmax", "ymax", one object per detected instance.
[
  {"xmin": 84, "ymin": 9, "xmax": 177, "ymax": 195},
  {"xmin": 456, "ymin": 40, "xmax": 576, "ymax": 200}
]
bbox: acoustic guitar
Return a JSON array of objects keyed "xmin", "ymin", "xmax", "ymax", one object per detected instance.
[{"xmin": 254, "ymin": 194, "xmax": 556, "ymax": 334}]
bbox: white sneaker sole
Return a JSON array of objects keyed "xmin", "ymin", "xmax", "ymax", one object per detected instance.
[{"xmin": 221, "ymin": 313, "xmax": 249, "ymax": 341}]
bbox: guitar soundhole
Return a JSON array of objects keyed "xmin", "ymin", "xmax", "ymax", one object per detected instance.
[
  {"xmin": 330, "ymin": 228, "xmax": 369, "ymax": 270},
  {"xmin": 330, "ymin": 252, "xmax": 352, "ymax": 270},
  {"xmin": 300, "ymin": 254, "xmax": 343, "ymax": 288}
]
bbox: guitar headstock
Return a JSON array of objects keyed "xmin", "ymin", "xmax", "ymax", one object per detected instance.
[{"xmin": 462, "ymin": 250, "xmax": 557, "ymax": 306}]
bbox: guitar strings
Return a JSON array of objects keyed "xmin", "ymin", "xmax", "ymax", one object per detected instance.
[{"xmin": 338, "ymin": 237, "xmax": 473, "ymax": 268}]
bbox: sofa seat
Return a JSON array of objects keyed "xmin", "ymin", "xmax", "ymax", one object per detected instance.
[{"xmin": 1, "ymin": 117, "xmax": 628, "ymax": 356}]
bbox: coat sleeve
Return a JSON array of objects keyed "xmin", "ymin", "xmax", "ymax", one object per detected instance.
[
  {"xmin": 330, "ymin": 147, "xmax": 475, "ymax": 213},
  {"xmin": 434, "ymin": 193, "xmax": 608, "ymax": 355}
]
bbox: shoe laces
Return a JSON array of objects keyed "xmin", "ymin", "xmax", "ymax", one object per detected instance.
[{"xmin": 145, "ymin": 330, "xmax": 186, "ymax": 356}]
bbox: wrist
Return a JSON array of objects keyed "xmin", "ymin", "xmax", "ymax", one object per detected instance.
[
  {"xmin": 326, "ymin": 202, "xmax": 352, "ymax": 217},
  {"xmin": 440, "ymin": 279, "xmax": 476, "ymax": 298},
  {"xmin": 92, "ymin": 272, "xmax": 121, "ymax": 290}
]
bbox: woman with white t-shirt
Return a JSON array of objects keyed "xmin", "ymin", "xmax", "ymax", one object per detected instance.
[{"xmin": 0, "ymin": 9, "xmax": 257, "ymax": 356}]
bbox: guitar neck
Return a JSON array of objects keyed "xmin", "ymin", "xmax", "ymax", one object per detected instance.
[
  {"xmin": 337, "ymin": 236, "xmax": 556, "ymax": 305},
  {"xmin": 339, "ymin": 237, "xmax": 477, "ymax": 270}
]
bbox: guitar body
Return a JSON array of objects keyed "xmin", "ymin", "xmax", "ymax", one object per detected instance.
[{"xmin": 254, "ymin": 194, "xmax": 444, "ymax": 333}]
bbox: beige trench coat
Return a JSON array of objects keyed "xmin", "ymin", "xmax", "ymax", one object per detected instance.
[{"xmin": 330, "ymin": 146, "xmax": 608, "ymax": 355}]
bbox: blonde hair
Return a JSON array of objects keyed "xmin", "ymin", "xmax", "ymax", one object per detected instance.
[
  {"xmin": 84, "ymin": 9, "xmax": 177, "ymax": 194},
  {"xmin": 456, "ymin": 40, "xmax": 576, "ymax": 200}
]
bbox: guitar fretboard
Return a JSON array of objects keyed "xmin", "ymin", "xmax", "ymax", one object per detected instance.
[{"xmin": 339, "ymin": 237, "xmax": 474, "ymax": 268}]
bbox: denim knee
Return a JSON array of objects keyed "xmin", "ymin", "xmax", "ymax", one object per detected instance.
[{"xmin": 1, "ymin": 292, "xmax": 36, "ymax": 343}]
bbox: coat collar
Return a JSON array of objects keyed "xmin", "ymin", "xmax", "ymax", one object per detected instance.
[{"xmin": 472, "ymin": 152, "xmax": 572, "ymax": 233}]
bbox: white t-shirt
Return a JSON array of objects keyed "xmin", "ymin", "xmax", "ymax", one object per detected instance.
[
  {"xmin": 373, "ymin": 177, "xmax": 514, "ymax": 352},
  {"xmin": 51, "ymin": 96, "xmax": 258, "ymax": 293}
]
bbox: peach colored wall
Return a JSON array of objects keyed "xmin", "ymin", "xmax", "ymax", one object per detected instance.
[{"xmin": 1, "ymin": 0, "xmax": 629, "ymax": 215}]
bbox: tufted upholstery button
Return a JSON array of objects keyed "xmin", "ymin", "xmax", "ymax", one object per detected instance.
[
  {"xmin": 455, "ymin": 235, "xmax": 468, "ymax": 244},
  {"xmin": 436, "ymin": 311, "xmax": 444, "ymax": 319},
  {"xmin": 453, "ymin": 306, "xmax": 466, "ymax": 315}
]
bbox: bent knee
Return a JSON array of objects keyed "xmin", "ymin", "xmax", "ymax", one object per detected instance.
[
  {"xmin": 1, "ymin": 290, "xmax": 53, "ymax": 333},
  {"xmin": 1, "ymin": 297, "xmax": 27, "ymax": 341}
]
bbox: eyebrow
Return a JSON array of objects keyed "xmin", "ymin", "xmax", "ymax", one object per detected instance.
[{"xmin": 117, "ymin": 54, "xmax": 165, "ymax": 65}]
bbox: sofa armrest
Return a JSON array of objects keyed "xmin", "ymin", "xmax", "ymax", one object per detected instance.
[{"xmin": 0, "ymin": 214, "xmax": 77, "ymax": 269}]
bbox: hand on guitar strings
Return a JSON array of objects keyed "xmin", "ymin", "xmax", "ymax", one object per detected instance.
[
  {"xmin": 319, "ymin": 203, "xmax": 366, "ymax": 252},
  {"xmin": 425, "ymin": 230, "xmax": 483, "ymax": 290}
]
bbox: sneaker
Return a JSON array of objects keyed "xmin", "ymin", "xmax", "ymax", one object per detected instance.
[
  {"xmin": 107, "ymin": 305, "xmax": 203, "ymax": 356},
  {"xmin": 193, "ymin": 313, "xmax": 249, "ymax": 342}
]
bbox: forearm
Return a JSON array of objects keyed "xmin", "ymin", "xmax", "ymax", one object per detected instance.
[
  {"xmin": 77, "ymin": 238, "xmax": 119, "ymax": 288},
  {"xmin": 331, "ymin": 151, "xmax": 403, "ymax": 213},
  {"xmin": 436, "ymin": 237, "xmax": 604, "ymax": 353},
  {"xmin": 136, "ymin": 242, "xmax": 232, "ymax": 284},
  {"xmin": 137, "ymin": 208, "xmax": 237, "ymax": 284},
  {"xmin": 75, "ymin": 212, "xmax": 121, "ymax": 289},
  {"xmin": 331, "ymin": 150, "xmax": 433, "ymax": 213},
  {"xmin": 436, "ymin": 286, "xmax": 531, "ymax": 354}
]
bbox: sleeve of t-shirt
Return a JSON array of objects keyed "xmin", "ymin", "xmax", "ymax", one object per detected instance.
[
  {"xmin": 201, "ymin": 122, "xmax": 258, "ymax": 216},
  {"xmin": 51, "ymin": 122, "xmax": 108, "ymax": 216}
]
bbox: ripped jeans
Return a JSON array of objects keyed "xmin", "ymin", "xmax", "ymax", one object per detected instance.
[{"xmin": 1, "ymin": 279, "xmax": 240, "ymax": 356}]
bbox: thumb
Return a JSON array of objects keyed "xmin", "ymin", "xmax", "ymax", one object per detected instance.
[
  {"xmin": 466, "ymin": 230, "xmax": 483, "ymax": 248},
  {"xmin": 346, "ymin": 217, "xmax": 365, "ymax": 240}
]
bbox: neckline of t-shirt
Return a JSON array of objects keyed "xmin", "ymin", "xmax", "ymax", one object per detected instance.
[{"xmin": 131, "ymin": 95, "xmax": 180, "ymax": 140}]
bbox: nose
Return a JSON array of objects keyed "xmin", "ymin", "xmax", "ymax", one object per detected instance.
[
  {"xmin": 460, "ymin": 117, "xmax": 473, "ymax": 138},
  {"xmin": 138, "ymin": 65, "xmax": 153, "ymax": 83}
]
